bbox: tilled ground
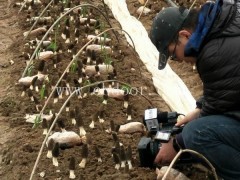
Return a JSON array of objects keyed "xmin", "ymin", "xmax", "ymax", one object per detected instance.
[{"xmin": 0, "ymin": 0, "xmax": 212, "ymax": 180}]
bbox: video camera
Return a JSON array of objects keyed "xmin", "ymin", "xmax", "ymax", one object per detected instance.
[{"xmin": 137, "ymin": 108, "xmax": 183, "ymax": 168}]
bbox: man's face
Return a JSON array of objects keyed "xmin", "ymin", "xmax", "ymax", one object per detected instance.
[{"xmin": 168, "ymin": 30, "xmax": 196, "ymax": 65}]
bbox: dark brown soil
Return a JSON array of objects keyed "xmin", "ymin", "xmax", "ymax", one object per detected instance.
[{"xmin": 0, "ymin": 0, "xmax": 213, "ymax": 180}]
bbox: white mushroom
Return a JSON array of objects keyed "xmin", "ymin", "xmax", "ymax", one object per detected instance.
[
  {"xmin": 46, "ymin": 131, "xmax": 82, "ymax": 149},
  {"xmin": 117, "ymin": 122, "xmax": 146, "ymax": 134}
]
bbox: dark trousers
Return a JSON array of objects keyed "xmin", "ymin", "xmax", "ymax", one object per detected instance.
[{"xmin": 182, "ymin": 115, "xmax": 240, "ymax": 180}]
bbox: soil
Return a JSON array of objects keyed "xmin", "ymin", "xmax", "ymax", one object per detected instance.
[{"xmin": 0, "ymin": 0, "xmax": 213, "ymax": 180}]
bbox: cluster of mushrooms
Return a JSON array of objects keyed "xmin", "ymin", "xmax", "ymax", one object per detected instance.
[{"xmin": 15, "ymin": 0, "xmax": 147, "ymax": 179}]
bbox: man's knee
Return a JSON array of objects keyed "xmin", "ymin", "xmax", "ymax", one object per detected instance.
[{"xmin": 181, "ymin": 119, "xmax": 205, "ymax": 150}]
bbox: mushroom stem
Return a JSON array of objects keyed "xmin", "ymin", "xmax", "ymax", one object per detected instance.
[
  {"xmin": 52, "ymin": 157, "xmax": 58, "ymax": 166},
  {"xmin": 102, "ymin": 99, "xmax": 107, "ymax": 105},
  {"xmin": 98, "ymin": 157, "xmax": 102, "ymax": 163},
  {"xmin": 124, "ymin": 101, "xmax": 128, "ymax": 109},
  {"xmin": 43, "ymin": 128, "xmax": 48, "ymax": 135},
  {"xmin": 59, "ymin": 92, "xmax": 63, "ymax": 99},
  {"xmin": 127, "ymin": 160, "xmax": 133, "ymax": 170},
  {"xmin": 79, "ymin": 158, "xmax": 86, "ymax": 168},
  {"xmin": 115, "ymin": 163, "xmax": 120, "ymax": 170},
  {"xmin": 89, "ymin": 120, "xmax": 94, "ymax": 129},
  {"xmin": 79, "ymin": 126, "xmax": 86, "ymax": 137},
  {"xmin": 78, "ymin": 94, "xmax": 82, "ymax": 99},
  {"xmin": 121, "ymin": 160, "xmax": 126, "ymax": 168},
  {"xmin": 65, "ymin": 89, "xmax": 70, "ymax": 96},
  {"xmin": 83, "ymin": 92, "xmax": 88, "ymax": 98},
  {"xmin": 99, "ymin": 118, "xmax": 104, "ymax": 123},
  {"xmin": 72, "ymin": 118, "xmax": 76, "ymax": 125},
  {"xmin": 21, "ymin": 91, "xmax": 26, "ymax": 97},
  {"xmin": 54, "ymin": 97, "xmax": 58, "ymax": 103},
  {"xmin": 47, "ymin": 150, "xmax": 52, "ymax": 158},
  {"xmin": 69, "ymin": 170, "xmax": 76, "ymax": 179},
  {"xmin": 35, "ymin": 85, "xmax": 39, "ymax": 92}
]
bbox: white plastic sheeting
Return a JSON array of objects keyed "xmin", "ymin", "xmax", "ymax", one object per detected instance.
[{"xmin": 104, "ymin": 0, "xmax": 196, "ymax": 114}]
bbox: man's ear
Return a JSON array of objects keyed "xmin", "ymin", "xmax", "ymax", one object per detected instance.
[{"xmin": 178, "ymin": 30, "xmax": 191, "ymax": 39}]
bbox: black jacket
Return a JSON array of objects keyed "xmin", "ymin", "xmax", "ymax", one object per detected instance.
[{"xmin": 196, "ymin": 0, "xmax": 240, "ymax": 118}]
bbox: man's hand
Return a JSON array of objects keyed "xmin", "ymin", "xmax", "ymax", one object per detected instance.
[
  {"xmin": 154, "ymin": 138, "xmax": 177, "ymax": 165},
  {"xmin": 175, "ymin": 108, "xmax": 201, "ymax": 126}
]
